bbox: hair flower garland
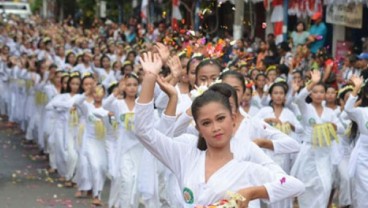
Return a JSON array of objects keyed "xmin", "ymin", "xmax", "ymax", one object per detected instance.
[
  {"xmin": 190, "ymin": 79, "xmax": 223, "ymax": 101},
  {"xmin": 190, "ymin": 84, "xmax": 209, "ymax": 101}
]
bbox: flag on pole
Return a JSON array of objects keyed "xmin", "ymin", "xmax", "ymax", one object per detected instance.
[
  {"xmin": 271, "ymin": 0, "xmax": 283, "ymax": 44},
  {"xmin": 141, "ymin": 0, "xmax": 149, "ymax": 23},
  {"xmin": 172, "ymin": 0, "xmax": 182, "ymax": 31}
]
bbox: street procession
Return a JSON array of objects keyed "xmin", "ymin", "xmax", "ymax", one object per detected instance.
[{"xmin": 0, "ymin": 0, "xmax": 368, "ymax": 207}]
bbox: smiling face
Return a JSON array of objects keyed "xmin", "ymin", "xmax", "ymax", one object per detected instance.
[{"xmin": 195, "ymin": 101, "xmax": 234, "ymax": 150}]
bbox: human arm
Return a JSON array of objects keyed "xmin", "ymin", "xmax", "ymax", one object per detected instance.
[
  {"xmin": 135, "ymin": 52, "xmax": 194, "ymax": 175},
  {"xmin": 344, "ymin": 75, "xmax": 364, "ymax": 122}
]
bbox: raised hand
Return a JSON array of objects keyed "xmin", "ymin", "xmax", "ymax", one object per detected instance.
[
  {"xmin": 139, "ymin": 52, "xmax": 163, "ymax": 76},
  {"xmin": 156, "ymin": 75, "xmax": 177, "ymax": 97},
  {"xmin": 310, "ymin": 70, "xmax": 321, "ymax": 84},
  {"xmin": 350, "ymin": 75, "xmax": 364, "ymax": 90},
  {"xmin": 166, "ymin": 55, "xmax": 182, "ymax": 79},
  {"xmin": 155, "ymin": 42, "xmax": 170, "ymax": 64}
]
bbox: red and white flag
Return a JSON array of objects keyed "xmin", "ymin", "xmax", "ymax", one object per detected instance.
[
  {"xmin": 172, "ymin": 0, "xmax": 182, "ymax": 31},
  {"xmin": 271, "ymin": 0, "xmax": 284, "ymax": 44},
  {"xmin": 141, "ymin": 0, "xmax": 149, "ymax": 23}
]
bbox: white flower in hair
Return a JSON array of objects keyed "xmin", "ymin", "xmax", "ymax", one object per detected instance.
[{"xmin": 190, "ymin": 84, "xmax": 209, "ymax": 101}]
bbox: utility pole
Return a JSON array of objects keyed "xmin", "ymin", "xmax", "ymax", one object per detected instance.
[{"xmin": 233, "ymin": 0, "xmax": 244, "ymax": 40}]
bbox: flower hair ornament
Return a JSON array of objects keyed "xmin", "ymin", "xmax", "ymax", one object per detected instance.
[
  {"xmin": 337, "ymin": 85, "xmax": 354, "ymax": 98},
  {"xmin": 194, "ymin": 191, "xmax": 246, "ymax": 208},
  {"xmin": 70, "ymin": 72, "xmax": 80, "ymax": 78},
  {"xmin": 266, "ymin": 65, "xmax": 277, "ymax": 75},
  {"xmin": 82, "ymin": 72, "xmax": 93, "ymax": 79},
  {"xmin": 190, "ymin": 79, "xmax": 223, "ymax": 101}
]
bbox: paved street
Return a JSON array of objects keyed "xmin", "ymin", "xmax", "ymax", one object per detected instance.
[{"xmin": 0, "ymin": 122, "xmax": 110, "ymax": 208}]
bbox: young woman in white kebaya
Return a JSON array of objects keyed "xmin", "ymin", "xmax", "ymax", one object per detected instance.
[
  {"xmin": 135, "ymin": 52, "xmax": 304, "ymax": 208},
  {"xmin": 335, "ymin": 85, "xmax": 354, "ymax": 208},
  {"xmin": 73, "ymin": 73, "xmax": 95, "ymax": 198},
  {"xmin": 255, "ymin": 80, "xmax": 302, "ymax": 173},
  {"xmin": 74, "ymin": 84, "xmax": 110, "ymax": 206},
  {"xmin": 291, "ymin": 70, "xmax": 344, "ymax": 208},
  {"xmin": 103, "ymin": 73, "xmax": 143, "ymax": 208},
  {"xmin": 344, "ymin": 75, "xmax": 368, "ymax": 208},
  {"xmin": 45, "ymin": 72, "xmax": 81, "ymax": 187}
]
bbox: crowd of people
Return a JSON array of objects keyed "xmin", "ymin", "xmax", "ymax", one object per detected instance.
[{"xmin": 1, "ymin": 13, "xmax": 368, "ymax": 208}]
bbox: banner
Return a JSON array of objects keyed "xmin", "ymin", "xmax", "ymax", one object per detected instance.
[{"xmin": 326, "ymin": 3, "xmax": 363, "ymax": 29}]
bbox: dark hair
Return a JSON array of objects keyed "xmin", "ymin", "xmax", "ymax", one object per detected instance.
[
  {"xmin": 122, "ymin": 62, "xmax": 134, "ymax": 75},
  {"xmin": 100, "ymin": 54, "xmax": 110, "ymax": 68},
  {"xmin": 65, "ymin": 52, "xmax": 76, "ymax": 66},
  {"xmin": 195, "ymin": 59, "xmax": 223, "ymax": 84},
  {"xmin": 209, "ymin": 83, "xmax": 239, "ymax": 109},
  {"xmin": 66, "ymin": 73, "xmax": 82, "ymax": 94},
  {"xmin": 305, "ymin": 82, "xmax": 327, "ymax": 103},
  {"xmin": 108, "ymin": 83, "xmax": 118, "ymax": 95},
  {"xmin": 192, "ymin": 89, "xmax": 232, "ymax": 151},
  {"xmin": 123, "ymin": 73, "xmax": 139, "ymax": 98},
  {"xmin": 255, "ymin": 72, "xmax": 266, "ymax": 80},
  {"xmin": 220, "ymin": 70, "xmax": 246, "ymax": 93},
  {"xmin": 278, "ymin": 64, "xmax": 289, "ymax": 77},
  {"xmin": 350, "ymin": 83, "xmax": 368, "ymax": 140},
  {"xmin": 60, "ymin": 75, "xmax": 70, "ymax": 94},
  {"xmin": 186, "ymin": 55, "xmax": 204, "ymax": 74},
  {"xmin": 269, "ymin": 82, "xmax": 288, "ymax": 106},
  {"xmin": 296, "ymin": 21, "xmax": 306, "ymax": 31},
  {"xmin": 80, "ymin": 74, "xmax": 95, "ymax": 93}
]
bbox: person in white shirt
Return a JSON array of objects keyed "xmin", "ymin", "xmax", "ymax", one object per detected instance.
[
  {"xmin": 344, "ymin": 75, "xmax": 368, "ymax": 208},
  {"xmin": 134, "ymin": 52, "xmax": 305, "ymax": 208}
]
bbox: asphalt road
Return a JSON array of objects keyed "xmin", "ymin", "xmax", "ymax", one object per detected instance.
[{"xmin": 0, "ymin": 122, "xmax": 110, "ymax": 208}]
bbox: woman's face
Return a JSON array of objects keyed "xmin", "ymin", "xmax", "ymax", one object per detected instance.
[
  {"xmin": 180, "ymin": 57, "xmax": 189, "ymax": 83},
  {"xmin": 93, "ymin": 86, "xmax": 105, "ymax": 102},
  {"xmin": 62, "ymin": 77, "xmax": 69, "ymax": 90},
  {"xmin": 242, "ymin": 88, "xmax": 252, "ymax": 105},
  {"xmin": 310, "ymin": 85, "xmax": 326, "ymax": 104},
  {"xmin": 83, "ymin": 54, "xmax": 91, "ymax": 63},
  {"xmin": 195, "ymin": 101, "xmax": 234, "ymax": 150},
  {"xmin": 102, "ymin": 57, "xmax": 111, "ymax": 69},
  {"xmin": 271, "ymin": 86, "xmax": 285, "ymax": 106},
  {"xmin": 82, "ymin": 77, "xmax": 95, "ymax": 95},
  {"xmin": 255, "ymin": 75, "xmax": 266, "ymax": 89},
  {"xmin": 68, "ymin": 54, "xmax": 76, "ymax": 65},
  {"xmin": 188, "ymin": 60, "xmax": 200, "ymax": 87},
  {"xmin": 113, "ymin": 62, "xmax": 122, "ymax": 71},
  {"xmin": 223, "ymin": 76, "xmax": 244, "ymax": 106},
  {"xmin": 54, "ymin": 72, "xmax": 63, "ymax": 87},
  {"xmin": 124, "ymin": 77, "xmax": 138, "ymax": 97},
  {"xmin": 267, "ymin": 70, "xmax": 277, "ymax": 83},
  {"xmin": 195, "ymin": 64, "xmax": 221, "ymax": 86},
  {"xmin": 128, "ymin": 53, "xmax": 135, "ymax": 62},
  {"xmin": 93, "ymin": 56, "xmax": 101, "ymax": 67},
  {"xmin": 250, "ymin": 70, "xmax": 259, "ymax": 80},
  {"xmin": 297, "ymin": 23, "xmax": 304, "ymax": 32},
  {"xmin": 123, "ymin": 65, "xmax": 133, "ymax": 75},
  {"xmin": 325, "ymin": 87, "xmax": 337, "ymax": 103},
  {"xmin": 69, "ymin": 77, "xmax": 81, "ymax": 94}
]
